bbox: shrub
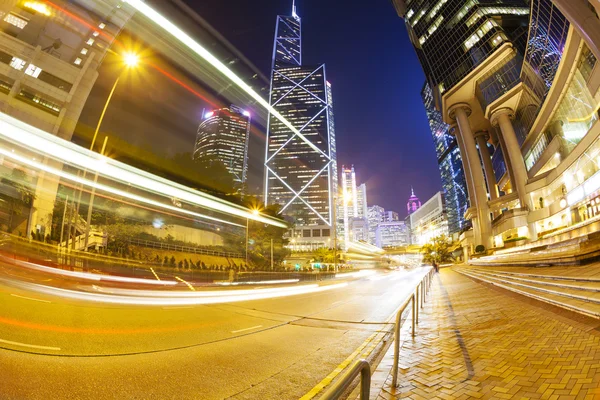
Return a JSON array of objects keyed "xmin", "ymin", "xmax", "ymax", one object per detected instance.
[{"xmin": 475, "ymin": 245, "xmax": 485, "ymax": 254}]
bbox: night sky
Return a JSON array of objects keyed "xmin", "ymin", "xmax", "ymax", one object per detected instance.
[{"xmin": 78, "ymin": 0, "xmax": 442, "ymax": 218}]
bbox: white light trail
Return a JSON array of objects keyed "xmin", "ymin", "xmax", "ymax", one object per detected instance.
[
  {"xmin": 7, "ymin": 279, "xmax": 349, "ymax": 306},
  {"xmin": 125, "ymin": 0, "xmax": 325, "ymax": 157},
  {"xmin": 0, "ymin": 113, "xmax": 287, "ymax": 228}
]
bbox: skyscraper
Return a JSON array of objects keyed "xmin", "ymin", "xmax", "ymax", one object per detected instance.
[
  {"xmin": 340, "ymin": 166, "xmax": 368, "ymax": 246},
  {"xmin": 264, "ymin": 2, "xmax": 338, "ymax": 249},
  {"xmin": 194, "ymin": 105, "xmax": 250, "ymax": 184},
  {"xmin": 421, "ymin": 82, "xmax": 468, "ymax": 235},
  {"xmin": 407, "ymin": 188, "xmax": 421, "ymax": 215},
  {"xmin": 392, "ymin": 0, "xmax": 600, "ymax": 259}
]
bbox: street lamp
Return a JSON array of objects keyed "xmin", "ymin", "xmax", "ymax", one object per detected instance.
[{"xmin": 81, "ymin": 52, "xmax": 140, "ymax": 251}]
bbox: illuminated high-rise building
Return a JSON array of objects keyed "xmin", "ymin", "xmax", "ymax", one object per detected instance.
[
  {"xmin": 340, "ymin": 166, "xmax": 369, "ymax": 246},
  {"xmin": 421, "ymin": 82, "xmax": 468, "ymax": 235},
  {"xmin": 407, "ymin": 188, "xmax": 421, "ymax": 215},
  {"xmin": 393, "ymin": 0, "xmax": 600, "ymax": 259},
  {"xmin": 265, "ymin": 1, "xmax": 338, "ymax": 249},
  {"xmin": 194, "ymin": 105, "xmax": 250, "ymax": 183}
]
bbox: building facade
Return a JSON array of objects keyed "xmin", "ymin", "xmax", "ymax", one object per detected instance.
[
  {"xmin": 193, "ymin": 105, "xmax": 250, "ymax": 184},
  {"xmin": 264, "ymin": 3, "xmax": 338, "ymax": 249},
  {"xmin": 393, "ymin": 0, "xmax": 600, "ymax": 258},
  {"xmin": 375, "ymin": 220, "xmax": 410, "ymax": 248},
  {"xmin": 421, "ymin": 82, "xmax": 469, "ymax": 235},
  {"xmin": 409, "ymin": 191, "xmax": 449, "ymax": 245},
  {"xmin": 340, "ymin": 166, "xmax": 368, "ymax": 247},
  {"xmin": 0, "ymin": 0, "xmax": 134, "ymax": 234}
]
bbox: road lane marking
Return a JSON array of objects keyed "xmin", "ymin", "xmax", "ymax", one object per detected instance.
[
  {"xmin": 150, "ymin": 268, "xmax": 161, "ymax": 281},
  {"xmin": 175, "ymin": 276, "xmax": 195, "ymax": 291},
  {"xmin": 231, "ymin": 325, "xmax": 263, "ymax": 334},
  {"xmin": 331, "ymin": 301, "xmax": 343, "ymax": 305},
  {"xmin": 0, "ymin": 338, "xmax": 60, "ymax": 351},
  {"xmin": 10, "ymin": 294, "xmax": 51, "ymax": 303}
]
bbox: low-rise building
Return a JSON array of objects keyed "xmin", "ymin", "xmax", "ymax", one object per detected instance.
[{"xmin": 410, "ymin": 192, "xmax": 449, "ymax": 245}]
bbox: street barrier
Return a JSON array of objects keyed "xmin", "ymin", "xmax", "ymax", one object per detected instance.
[{"xmin": 319, "ymin": 267, "xmax": 434, "ymax": 399}]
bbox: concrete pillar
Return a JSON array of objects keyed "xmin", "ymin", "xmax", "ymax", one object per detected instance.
[
  {"xmin": 449, "ymin": 103, "xmax": 493, "ymax": 250},
  {"xmin": 491, "ymin": 108, "xmax": 537, "ymax": 240},
  {"xmin": 474, "ymin": 131, "xmax": 499, "ymax": 201},
  {"xmin": 551, "ymin": 0, "xmax": 600, "ymax": 61},
  {"xmin": 450, "ymin": 124, "xmax": 475, "ymax": 204}
]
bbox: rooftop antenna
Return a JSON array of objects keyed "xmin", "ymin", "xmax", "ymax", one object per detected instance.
[{"xmin": 292, "ymin": 0, "xmax": 299, "ymax": 19}]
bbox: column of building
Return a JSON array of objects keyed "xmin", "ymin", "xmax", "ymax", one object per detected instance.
[{"xmin": 448, "ymin": 103, "xmax": 493, "ymax": 250}]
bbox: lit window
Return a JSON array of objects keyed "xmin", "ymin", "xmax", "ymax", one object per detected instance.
[
  {"xmin": 92, "ymin": 31, "xmax": 99, "ymax": 37},
  {"xmin": 86, "ymin": 38, "xmax": 94, "ymax": 46},
  {"xmin": 74, "ymin": 58, "xmax": 82, "ymax": 65},
  {"xmin": 25, "ymin": 64, "xmax": 42, "ymax": 78},
  {"xmin": 80, "ymin": 48, "xmax": 88, "ymax": 55},
  {"xmin": 4, "ymin": 13, "xmax": 28, "ymax": 29},
  {"xmin": 98, "ymin": 22, "xmax": 106, "ymax": 29},
  {"xmin": 9, "ymin": 57, "xmax": 26, "ymax": 71}
]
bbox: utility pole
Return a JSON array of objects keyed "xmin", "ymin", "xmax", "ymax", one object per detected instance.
[
  {"xmin": 245, "ymin": 218, "xmax": 249, "ymax": 267},
  {"xmin": 83, "ymin": 136, "xmax": 108, "ymax": 251},
  {"xmin": 59, "ymin": 195, "xmax": 69, "ymax": 250},
  {"xmin": 271, "ymin": 238, "xmax": 274, "ymax": 271}
]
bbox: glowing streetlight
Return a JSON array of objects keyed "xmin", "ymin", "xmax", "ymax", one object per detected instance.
[
  {"xmin": 81, "ymin": 52, "xmax": 141, "ymax": 251},
  {"xmin": 123, "ymin": 52, "xmax": 140, "ymax": 68}
]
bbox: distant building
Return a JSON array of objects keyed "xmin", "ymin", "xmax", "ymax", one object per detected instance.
[
  {"xmin": 410, "ymin": 192, "xmax": 449, "ymax": 245},
  {"xmin": 385, "ymin": 211, "xmax": 399, "ymax": 222},
  {"xmin": 376, "ymin": 221, "xmax": 409, "ymax": 248},
  {"xmin": 367, "ymin": 205, "xmax": 385, "ymax": 245},
  {"xmin": 407, "ymin": 188, "xmax": 421, "ymax": 215},
  {"xmin": 0, "ymin": 0, "xmax": 135, "ymax": 235},
  {"xmin": 193, "ymin": 105, "xmax": 250, "ymax": 183},
  {"xmin": 340, "ymin": 166, "xmax": 368, "ymax": 248}
]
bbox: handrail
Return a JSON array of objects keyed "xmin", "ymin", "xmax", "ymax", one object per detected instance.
[
  {"xmin": 318, "ymin": 267, "xmax": 434, "ymax": 399},
  {"xmin": 391, "ymin": 267, "xmax": 434, "ymax": 387},
  {"xmin": 320, "ymin": 359, "xmax": 371, "ymax": 400}
]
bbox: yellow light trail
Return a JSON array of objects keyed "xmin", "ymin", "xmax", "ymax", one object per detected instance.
[
  {"xmin": 125, "ymin": 0, "xmax": 327, "ymax": 157},
  {"xmin": 175, "ymin": 276, "xmax": 195, "ymax": 291}
]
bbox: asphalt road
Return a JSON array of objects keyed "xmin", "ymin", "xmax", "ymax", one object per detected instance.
[{"xmin": 0, "ymin": 263, "xmax": 427, "ymax": 399}]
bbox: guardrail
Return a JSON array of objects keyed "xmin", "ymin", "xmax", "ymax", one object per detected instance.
[
  {"xmin": 321, "ymin": 359, "xmax": 371, "ymax": 400},
  {"xmin": 126, "ymin": 237, "xmax": 243, "ymax": 258},
  {"xmin": 392, "ymin": 267, "xmax": 433, "ymax": 387},
  {"xmin": 320, "ymin": 268, "xmax": 434, "ymax": 399}
]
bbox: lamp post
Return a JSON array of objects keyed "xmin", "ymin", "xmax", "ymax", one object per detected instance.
[{"xmin": 79, "ymin": 53, "xmax": 139, "ymax": 251}]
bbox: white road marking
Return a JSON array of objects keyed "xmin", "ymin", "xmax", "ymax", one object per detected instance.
[
  {"xmin": 331, "ymin": 301, "xmax": 344, "ymax": 305},
  {"xmin": 10, "ymin": 294, "xmax": 51, "ymax": 303},
  {"xmin": 0, "ymin": 338, "xmax": 61, "ymax": 351},
  {"xmin": 231, "ymin": 325, "xmax": 263, "ymax": 334}
]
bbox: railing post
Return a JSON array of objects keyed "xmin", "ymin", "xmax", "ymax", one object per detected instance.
[
  {"xmin": 392, "ymin": 303, "xmax": 402, "ymax": 387},
  {"xmin": 411, "ymin": 293, "xmax": 416, "ymax": 337},
  {"xmin": 415, "ymin": 286, "xmax": 419, "ymax": 325}
]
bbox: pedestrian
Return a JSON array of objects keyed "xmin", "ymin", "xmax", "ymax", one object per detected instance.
[{"xmin": 433, "ymin": 261, "xmax": 439, "ymax": 273}]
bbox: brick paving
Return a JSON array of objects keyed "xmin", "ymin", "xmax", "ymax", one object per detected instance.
[{"xmin": 373, "ymin": 268, "xmax": 600, "ymax": 400}]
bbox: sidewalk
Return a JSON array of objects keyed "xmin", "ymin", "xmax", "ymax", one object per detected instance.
[{"xmin": 370, "ymin": 268, "xmax": 600, "ymax": 399}]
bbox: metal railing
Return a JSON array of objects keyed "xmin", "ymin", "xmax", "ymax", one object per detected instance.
[
  {"xmin": 321, "ymin": 359, "xmax": 371, "ymax": 400},
  {"xmin": 126, "ymin": 237, "xmax": 243, "ymax": 258},
  {"xmin": 320, "ymin": 268, "xmax": 434, "ymax": 399},
  {"xmin": 391, "ymin": 267, "xmax": 434, "ymax": 387}
]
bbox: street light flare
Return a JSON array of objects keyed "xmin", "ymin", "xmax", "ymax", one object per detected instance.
[{"xmin": 124, "ymin": 52, "xmax": 140, "ymax": 68}]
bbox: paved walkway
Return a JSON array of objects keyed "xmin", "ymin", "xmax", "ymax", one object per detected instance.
[{"xmin": 371, "ymin": 268, "xmax": 600, "ymax": 400}]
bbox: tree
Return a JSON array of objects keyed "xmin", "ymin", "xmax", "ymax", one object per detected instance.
[
  {"xmin": 421, "ymin": 235, "xmax": 455, "ymax": 265},
  {"xmin": 246, "ymin": 204, "xmax": 291, "ymax": 269}
]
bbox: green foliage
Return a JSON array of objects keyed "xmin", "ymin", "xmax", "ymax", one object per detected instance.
[
  {"xmin": 421, "ymin": 235, "xmax": 456, "ymax": 265},
  {"xmin": 1, "ymin": 168, "xmax": 36, "ymax": 231},
  {"xmin": 475, "ymin": 245, "xmax": 486, "ymax": 253},
  {"xmin": 312, "ymin": 247, "xmax": 340, "ymax": 264}
]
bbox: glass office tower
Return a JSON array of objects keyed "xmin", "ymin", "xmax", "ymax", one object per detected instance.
[
  {"xmin": 421, "ymin": 83, "xmax": 468, "ymax": 234},
  {"xmin": 194, "ymin": 105, "xmax": 250, "ymax": 184},
  {"xmin": 264, "ymin": 4, "xmax": 338, "ymax": 245}
]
